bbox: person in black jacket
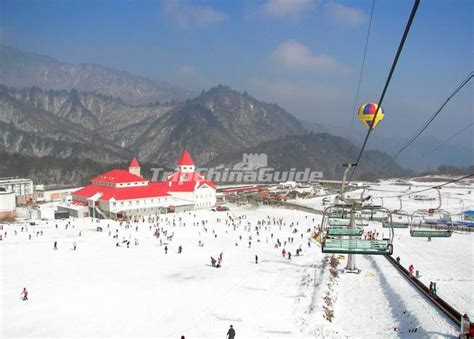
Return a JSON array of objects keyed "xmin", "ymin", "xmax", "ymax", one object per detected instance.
[{"xmin": 227, "ymin": 325, "xmax": 235, "ymax": 339}]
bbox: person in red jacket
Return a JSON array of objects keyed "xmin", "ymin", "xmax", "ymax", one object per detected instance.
[
  {"xmin": 21, "ymin": 288, "xmax": 28, "ymax": 301},
  {"xmin": 282, "ymin": 248, "xmax": 286, "ymax": 257},
  {"xmin": 408, "ymin": 264, "xmax": 415, "ymax": 276}
]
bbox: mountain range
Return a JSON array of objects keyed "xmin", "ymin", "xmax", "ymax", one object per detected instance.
[
  {"xmin": 0, "ymin": 45, "xmax": 408, "ymax": 184},
  {"xmin": 0, "ymin": 45, "xmax": 191, "ymax": 105}
]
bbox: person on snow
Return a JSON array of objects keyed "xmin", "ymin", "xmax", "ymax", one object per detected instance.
[
  {"xmin": 288, "ymin": 252, "xmax": 292, "ymax": 260},
  {"xmin": 282, "ymin": 248, "xmax": 286, "ymax": 257},
  {"xmin": 164, "ymin": 246, "xmax": 168, "ymax": 254},
  {"xmin": 21, "ymin": 287, "xmax": 28, "ymax": 301},
  {"xmin": 178, "ymin": 245, "xmax": 182, "ymax": 253},
  {"xmin": 255, "ymin": 255, "xmax": 258, "ymax": 264},
  {"xmin": 461, "ymin": 313, "xmax": 471, "ymax": 337},
  {"xmin": 227, "ymin": 325, "xmax": 236, "ymax": 339},
  {"xmin": 408, "ymin": 264, "xmax": 415, "ymax": 276},
  {"xmin": 54, "ymin": 241, "xmax": 58, "ymax": 250},
  {"xmin": 73, "ymin": 242, "xmax": 77, "ymax": 251},
  {"xmin": 211, "ymin": 257, "xmax": 216, "ymax": 267}
]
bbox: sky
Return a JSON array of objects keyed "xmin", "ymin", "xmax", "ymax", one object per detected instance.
[{"xmin": 1, "ymin": 0, "xmax": 473, "ymax": 153}]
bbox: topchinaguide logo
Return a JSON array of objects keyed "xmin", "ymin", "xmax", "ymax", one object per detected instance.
[{"xmin": 151, "ymin": 153, "xmax": 323, "ymax": 184}]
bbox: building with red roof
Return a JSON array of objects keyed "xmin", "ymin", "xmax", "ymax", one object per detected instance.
[
  {"xmin": 68, "ymin": 151, "xmax": 216, "ymax": 219},
  {"xmin": 165, "ymin": 150, "xmax": 217, "ymax": 209}
]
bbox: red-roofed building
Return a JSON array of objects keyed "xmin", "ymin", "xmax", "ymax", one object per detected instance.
[
  {"xmin": 129, "ymin": 157, "xmax": 141, "ymax": 176},
  {"xmin": 69, "ymin": 151, "xmax": 216, "ymax": 219},
  {"xmin": 177, "ymin": 150, "xmax": 195, "ymax": 168}
]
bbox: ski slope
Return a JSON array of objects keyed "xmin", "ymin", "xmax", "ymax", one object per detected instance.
[{"xmin": 0, "ymin": 194, "xmax": 470, "ymax": 337}]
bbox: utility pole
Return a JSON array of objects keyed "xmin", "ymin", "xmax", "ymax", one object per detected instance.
[{"xmin": 339, "ymin": 164, "xmax": 359, "ymax": 273}]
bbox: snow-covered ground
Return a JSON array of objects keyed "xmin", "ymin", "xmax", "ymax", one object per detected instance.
[
  {"xmin": 293, "ymin": 179, "xmax": 474, "ymax": 321},
  {"xmin": 1, "ymin": 179, "xmax": 473, "ymax": 338}
]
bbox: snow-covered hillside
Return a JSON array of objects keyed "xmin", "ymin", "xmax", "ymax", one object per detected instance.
[{"xmin": 1, "ymin": 180, "xmax": 472, "ymax": 337}]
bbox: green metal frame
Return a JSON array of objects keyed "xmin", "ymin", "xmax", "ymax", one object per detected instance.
[
  {"xmin": 328, "ymin": 227, "xmax": 364, "ymax": 236},
  {"xmin": 382, "ymin": 221, "xmax": 409, "ymax": 229},
  {"xmin": 371, "ymin": 216, "xmax": 389, "ymax": 222},
  {"xmin": 329, "ymin": 220, "xmax": 350, "ymax": 226},
  {"xmin": 330, "ymin": 220, "xmax": 368, "ymax": 227},
  {"xmin": 329, "ymin": 213, "xmax": 350, "ymax": 219},
  {"xmin": 410, "ymin": 208, "xmax": 453, "ymax": 238},
  {"xmin": 410, "ymin": 230, "xmax": 452, "ymax": 238},
  {"xmin": 322, "ymin": 239, "xmax": 393, "ymax": 255}
]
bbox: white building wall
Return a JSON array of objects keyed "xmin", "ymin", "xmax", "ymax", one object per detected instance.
[
  {"xmin": 168, "ymin": 191, "xmax": 195, "ymax": 203},
  {"xmin": 193, "ymin": 186, "xmax": 216, "ymax": 209},
  {"xmin": 0, "ymin": 191, "xmax": 16, "ymax": 212}
]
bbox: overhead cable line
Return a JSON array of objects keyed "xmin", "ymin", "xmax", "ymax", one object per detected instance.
[
  {"xmin": 347, "ymin": 0, "xmax": 376, "ymax": 141},
  {"xmin": 375, "ymin": 173, "xmax": 474, "ymax": 199},
  {"xmin": 421, "ymin": 122, "xmax": 474, "ymax": 157},
  {"xmin": 392, "ymin": 71, "xmax": 474, "ymax": 160},
  {"xmin": 348, "ymin": 0, "xmax": 421, "ymax": 183}
]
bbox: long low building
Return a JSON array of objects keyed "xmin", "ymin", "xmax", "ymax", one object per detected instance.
[
  {"xmin": 35, "ymin": 185, "xmax": 80, "ymax": 202},
  {"xmin": 62, "ymin": 151, "xmax": 217, "ymax": 219}
]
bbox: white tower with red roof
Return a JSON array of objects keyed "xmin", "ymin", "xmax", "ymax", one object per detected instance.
[
  {"xmin": 129, "ymin": 157, "xmax": 141, "ymax": 177},
  {"xmin": 176, "ymin": 150, "xmax": 195, "ymax": 173},
  {"xmin": 166, "ymin": 150, "xmax": 217, "ymax": 209}
]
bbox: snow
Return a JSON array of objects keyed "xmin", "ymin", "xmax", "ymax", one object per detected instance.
[{"xmin": 1, "ymin": 180, "xmax": 473, "ymax": 337}]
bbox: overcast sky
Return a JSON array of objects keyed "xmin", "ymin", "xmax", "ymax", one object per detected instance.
[{"xmin": 1, "ymin": 0, "xmax": 472, "ymax": 150}]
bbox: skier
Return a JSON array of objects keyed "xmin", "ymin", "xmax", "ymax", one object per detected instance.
[
  {"xmin": 178, "ymin": 245, "xmax": 182, "ymax": 253},
  {"xmin": 433, "ymin": 282, "xmax": 437, "ymax": 296},
  {"xmin": 429, "ymin": 281, "xmax": 434, "ymax": 295},
  {"xmin": 282, "ymin": 248, "xmax": 286, "ymax": 257},
  {"xmin": 21, "ymin": 287, "xmax": 28, "ymax": 301},
  {"xmin": 396, "ymin": 256, "xmax": 400, "ymax": 264},
  {"xmin": 227, "ymin": 325, "xmax": 236, "ymax": 339},
  {"xmin": 211, "ymin": 257, "xmax": 216, "ymax": 267},
  {"xmin": 73, "ymin": 242, "xmax": 77, "ymax": 251},
  {"xmin": 54, "ymin": 241, "xmax": 58, "ymax": 250},
  {"xmin": 255, "ymin": 255, "xmax": 258, "ymax": 264},
  {"xmin": 288, "ymin": 252, "xmax": 292, "ymax": 260},
  {"xmin": 164, "ymin": 246, "xmax": 168, "ymax": 254}
]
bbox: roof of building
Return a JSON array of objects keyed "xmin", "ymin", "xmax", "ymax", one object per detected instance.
[
  {"xmin": 73, "ymin": 182, "xmax": 169, "ymax": 201},
  {"xmin": 39, "ymin": 185, "xmax": 79, "ymax": 192},
  {"xmin": 129, "ymin": 157, "xmax": 140, "ymax": 168},
  {"xmin": 91, "ymin": 169, "xmax": 146, "ymax": 184},
  {"xmin": 463, "ymin": 210, "xmax": 474, "ymax": 215},
  {"xmin": 177, "ymin": 150, "xmax": 195, "ymax": 166},
  {"xmin": 165, "ymin": 171, "xmax": 216, "ymax": 192}
]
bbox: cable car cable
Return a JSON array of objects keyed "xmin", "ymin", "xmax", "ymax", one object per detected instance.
[
  {"xmin": 347, "ymin": 0, "xmax": 376, "ymax": 141},
  {"xmin": 348, "ymin": 0, "xmax": 420, "ymax": 183},
  {"xmin": 375, "ymin": 173, "xmax": 474, "ymax": 199},
  {"xmin": 421, "ymin": 122, "xmax": 474, "ymax": 158},
  {"xmin": 392, "ymin": 71, "xmax": 474, "ymax": 160}
]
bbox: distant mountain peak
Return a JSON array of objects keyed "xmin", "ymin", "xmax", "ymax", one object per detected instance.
[{"xmin": 0, "ymin": 44, "xmax": 192, "ymax": 105}]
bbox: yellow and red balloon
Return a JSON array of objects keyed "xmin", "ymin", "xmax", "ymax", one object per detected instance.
[{"xmin": 358, "ymin": 103, "xmax": 384, "ymax": 129}]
